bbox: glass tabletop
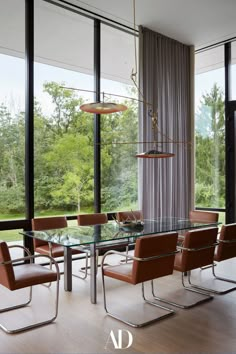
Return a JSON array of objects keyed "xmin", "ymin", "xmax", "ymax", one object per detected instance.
[{"xmin": 21, "ymin": 217, "xmax": 221, "ymax": 247}]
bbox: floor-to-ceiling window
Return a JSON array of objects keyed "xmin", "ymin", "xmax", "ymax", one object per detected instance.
[
  {"xmin": 100, "ymin": 24, "xmax": 138, "ymax": 212},
  {"xmin": 0, "ymin": 0, "xmax": 138, "ymax": 241},
  {"xmin": 0, "ymin": 0, "xmax": 25, "ymax": 221},
  {"xmin": 34, "ymin": 0, "xmax": 94, "ymax": 217},
  {"xmin": 195, "ymin": 46, "xmax": 225, "ymax": 223},
  {"xmin": 0, "ymin": 0, "xmax": 25, "ymax": 241}
]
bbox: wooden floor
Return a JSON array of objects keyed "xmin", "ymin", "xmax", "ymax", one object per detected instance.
[{"xmin": 1, "ymin": 254, "xmax": 236, "ymax": 354}]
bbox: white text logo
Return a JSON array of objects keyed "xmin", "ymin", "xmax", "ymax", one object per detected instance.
[{"xmin": 105, "ymin": 329, "xmax": 133, "ymax": 350}]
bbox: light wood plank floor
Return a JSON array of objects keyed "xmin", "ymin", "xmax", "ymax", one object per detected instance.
[{"xmin": 1, "ymin": 255, "xmax": 236, "ymax": 354}]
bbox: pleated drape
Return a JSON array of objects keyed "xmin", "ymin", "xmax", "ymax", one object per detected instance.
[{"xmin": 138, "ymin": 26, "xmax": 191, "ymax": 219}]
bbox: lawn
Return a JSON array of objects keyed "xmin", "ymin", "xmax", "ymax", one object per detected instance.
[{"xmin": 0, "ymin": 210, "xmax": 226, "ymax": 243}]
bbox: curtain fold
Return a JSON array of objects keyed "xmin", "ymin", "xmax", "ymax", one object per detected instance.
[{"xmin": 138, "ymin": 26, "xmax": 192, "ymax": 219}]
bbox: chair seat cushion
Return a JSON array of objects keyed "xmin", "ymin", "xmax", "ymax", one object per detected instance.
[
  {"xmin": 13, "ymin": 264, "xmax": 58, "ymax": 290},
  {"xmin": 35, "ymin": 245, "xmax": 83, "ymax": 257},
  {"xmin": 103, "ymin": 263, "xmax": 133, "ymax": 284}
]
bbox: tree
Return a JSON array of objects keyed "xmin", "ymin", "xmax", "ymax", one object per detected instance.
[{"xmin": 195, "ymin": 83, "xmax": 225, "ymax": 208}]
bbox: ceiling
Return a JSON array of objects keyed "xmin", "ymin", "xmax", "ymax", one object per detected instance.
[{"xmin": 74, "ymin": 0, "xmax": 236, "ymax": 49}]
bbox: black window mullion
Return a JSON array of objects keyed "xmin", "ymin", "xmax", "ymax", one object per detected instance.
[
  {"xmin": 94, "ymin": 19, "xmax": 101, "ymax": 213},
  {"xmin": 24, "ymin": 0, "xmax": 34, "ymax": 253}
]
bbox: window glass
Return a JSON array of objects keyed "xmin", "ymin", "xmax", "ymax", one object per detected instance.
[
  {"xmin": 101, "ymin": 24, "xmax": 138, "ymax": 212},
  {"xmin": 34, "ymin": 0, "xmax": 94, "ymax": 216},
  {"xmin": 195, "ymin": 46, "xmax": 225, "ymax": 209},
  {"xmin": 231, "ymin": 41, "xmax": 236, "ymax": 100},
  {"xmin": 0, "ymin": 229, "xmax": 23, "ymax": 243},
  {"xmin": 0, "ymin": 0, "xmax": 25, "ymax": 220}
]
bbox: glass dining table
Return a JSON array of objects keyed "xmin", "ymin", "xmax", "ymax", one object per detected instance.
[{"xmin": 22, "ymin": 217, "xmax": 221, "ymax": 304}]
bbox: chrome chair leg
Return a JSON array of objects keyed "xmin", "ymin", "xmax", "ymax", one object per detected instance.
[
  {"xmin": 102, "ymin": 273, "xmax": 175, "ymax": 328},
  {"xmin": 75, "ymin": 251, "xmax": 89, "ymax": 279},
  {"xmin": 188, "ymin": 266, "xmax": 236, "ymax": 294},
  {"xmin": 0, "ymin": 286, "xmax": 32, "ymax": 313},
  {"xmin": 212, "ymin": 264, "xmax": 236, "ymax": 285},
  {"xmin": 152, "ymin": 273, "xmax": 213, "ymax": 309},
  {"xmin": 200, "ymin": 262, "xmax": 217, "ymax": 270},
  {"xmin": 0, "ymin": 271, "xmax": 60, "ymax": 334}
]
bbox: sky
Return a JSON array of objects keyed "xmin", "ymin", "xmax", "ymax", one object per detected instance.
[
  {"xmin": 0, "ymin": 53, "xmax": 135, "ymax": 117},
  {"xmin": 1, "ymin": 52, "xmax": 236, "ymax": 118}
]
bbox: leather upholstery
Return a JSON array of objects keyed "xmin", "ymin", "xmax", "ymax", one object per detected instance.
[
  {"xmin": 35, "ymin": 245, "xmax": 81, "ymax": 257},
  {"xmin": 214, "ymin": 223, "xmax": 236, "ymax": 262},
  {"xmin": 77, "ymin": 213, "xmax": 127, "ymax": 251},
  {"xmin": 13, "ymin": 264, "xmax": 58, "ymax": 290},
  {"xmin": 0, "ymin": 241, "xmax": 15, "ymax": 290},
  {"xmin": 0, "ymin": 241, "xmax": 57, "ymax": 291},
  {"xmin": 178, "ymin": 210, "xmax": 219, "ymax": 242},
  {"xmin": 189, "ymin": 210, "xmax": 219, "ymax": 223},
  {"xmin": 116, "ymin": 210, "xmax": 143, "ymax": 222},
  {"xmin": 103, "ymin": 232, "xmax": 178, "ymax": 285},
  {"xmin": 174, "ymin": 227, "xmax": 218, "ymax": 272},
  {"xmin": 32, "ymin": 216, "xmax": 67, "ymax": 248},
  {"xmin": 77, "ymin": 213, "xmax": 108, "ymax": 226},
  {"xmin": 32, "ymin": 216, "xmax": 82, "ymax": 256}
]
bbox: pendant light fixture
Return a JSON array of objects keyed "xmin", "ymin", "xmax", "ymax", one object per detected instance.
[
  {"xmin": 80, "ymin": 92, "xmax": 127, "ymax": 114},
  {"xmin": 135, "ymin": 111, "xmax": 175, "ymax": 158},
  {"xmin": 62, "ymin": 0, "xmax": 190, "ymax": 157},
  {"xmin": 130, "ymin": 0, "xmax": 174, "ymax": 159}
]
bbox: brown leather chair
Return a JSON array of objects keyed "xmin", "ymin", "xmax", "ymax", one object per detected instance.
[
  {"xmin": 116, "ymin": 210, "xmax": 143, "ymax": 257},
  {"xmin": 189, "ymin": 210, "xmax": 219, "ymax": 223},
  {"xmin": 77, "ymin": 213, "xmax": 129, "ymax": 272},
  {"xmin": 101, "ymin": 232, "xmax": 178, "ymax": 327},
  {"xmin": 32, "ymin": 216, "xmax": 88, "ymax": 279},
  {"xmin": 153, "ymin": 227, "xmax": 219, "ymax": 308},
  {"xmin": 77, "ymin": 213, "xmax": 108, "ymax": 226},
  {"xmin": 178, "ymin": 210, "xmax": 219, "ymax": 245},
  {"xmin": 210, "ymin": 223, "xmax": 236, "ymax": 293},
  {"xmin": 116, "ymin": 210, "xmax": 143, "ymax": 223},
  {"xmin": 0, "ymin": 241, "xmax": 59, "ymax": 334}
]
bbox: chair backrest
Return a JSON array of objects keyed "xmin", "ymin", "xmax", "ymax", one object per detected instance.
[
  {"xmin": 116, "ymin": 210, "xmax": 143, "ymax": 223},
  {"xmin": 215, "ymin": 223, "xmax": 236, "ymax": 262},
  {"xmin": 180, "ymin": 227, "xmax": 218, "ymax": 271},
  {"xmin": 131, "ymin": 232, "xmax": 178, "ymax": 284},
  {"xmin": 77, "ymin": 213, "xmax": 108, "ymax": 226},
  {"xmin": 31, "ymin": 216, "xmax": 68, "ymax": 248},
  {"xmin": 189, "ymin": 210, "xmax": 219, "ymax": 223},
  {"xmin": 0, "ymin": 241, "xmax": 15, "ymax": 290}
]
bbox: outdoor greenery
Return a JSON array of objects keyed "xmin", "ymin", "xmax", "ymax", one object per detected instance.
[
  {"xmin": 0, "ymin": 80, "xmax": 225, "ymax": 223},
  {"xmin": 195, "ymin": 83, "xmax": 225, "ymax": 208},
  {"xmin": 0, "ymin": 82, "xmax": 138, "ymax": 219}
]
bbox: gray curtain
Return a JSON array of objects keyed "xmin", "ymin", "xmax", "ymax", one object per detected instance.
[{"xmin": 138, "ymin": 26, "xmax": 191, "ymax": 219}]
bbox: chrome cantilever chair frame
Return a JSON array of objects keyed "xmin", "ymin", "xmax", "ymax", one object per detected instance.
[
  {"xmin": 202, "ymin": 237, "xmax": 236, "ymax": 294},
  {"xmin": 101, "ymin": 249, "xmax": 179, "ymax": 328},
  {"xmin": 0, "ymin": 244, "xmax": 60, "ymax": 334},
  {"xmin": 152, "ymin": 242, "xmax": 219, "ymax": 308},
  {"xmin": 212, "ymin": 238, "xmax": 236, "ymax": 285}
]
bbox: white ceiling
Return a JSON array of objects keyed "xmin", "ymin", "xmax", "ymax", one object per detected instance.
[{"xmin": 74, "ymin": 0, "xmax": 236, "ymax": 49}]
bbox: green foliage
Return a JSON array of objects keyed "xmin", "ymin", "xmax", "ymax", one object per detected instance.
[
  {"xmin": 0, "ymin": 81, "xmax": 138, "ymax": 215},
  {"xmin": 195, "ymin": 83, "xmax": 225, "ymax": 208}
]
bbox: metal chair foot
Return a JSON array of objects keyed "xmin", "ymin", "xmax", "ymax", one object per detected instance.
[{"xmin": 151, "ymin": 275, "xmax": 213, "ymax": 309}]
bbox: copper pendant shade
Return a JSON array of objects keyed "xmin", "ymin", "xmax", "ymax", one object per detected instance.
[
  {"xmin": 136, "ymin": 150, "xmax": 175, "ymax": 158},
  {"xmin": 80, "ymin": 102, "xmax": 128, "ymax": 114}
]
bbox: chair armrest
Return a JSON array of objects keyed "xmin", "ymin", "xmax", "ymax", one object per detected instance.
[
  {"xmin": 8, "ymin": 244, "xmax": 32, "ymax": 257},
  {"xmin": 0, "ymin": 254, "xmax": 60, "ymax": 275},
  {"xmin": 218, "ymin": 239, "xmax": 236, "ymax": 244},
  {"xmin": 177, "ymin": 242, "xmax": 219, "ymax": 252},
  {"xmin": 101, "ymin": 249, "xmax": 179, "ymax": 268}
]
